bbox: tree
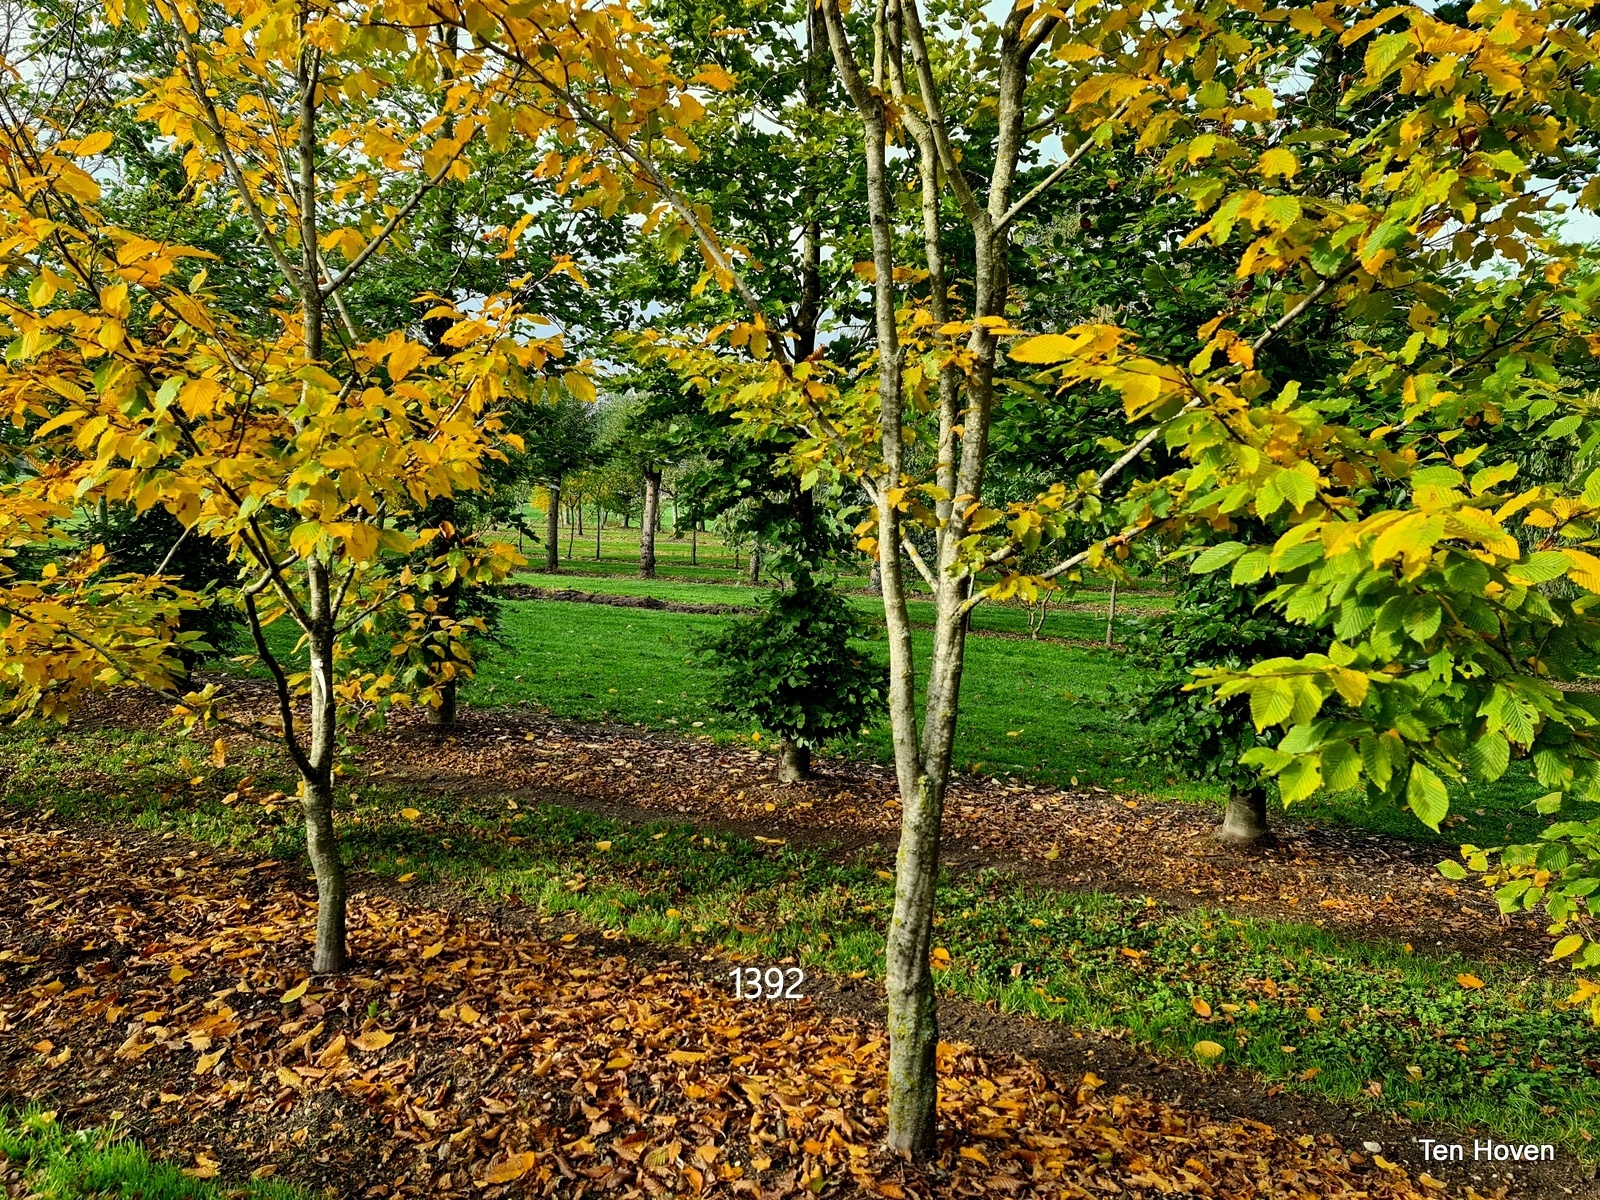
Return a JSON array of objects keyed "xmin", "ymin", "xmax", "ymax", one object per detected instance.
[
  {"xmin": 702, "ymin": 567, "xmax": 885, "ymax": 781},
  {"xmin": 1121, "ymin": 570, "xmax": 1320, "ymax": 844},
  {"xmin": 518, "ymin": 394, "xmax": 600, "ymax": 574},
  {"xmin": 0, "ymin": 0, "xmax": 684, "ymax": 971}
]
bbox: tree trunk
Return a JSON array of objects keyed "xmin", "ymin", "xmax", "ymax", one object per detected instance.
[
  {"xmin": 747, "ymin": 546, "xmax": 761, "ymax": 586},
  {"xmin": 595, "ymin": 506, "xmax": 603, "ymax": 559},
  {"xmin": 303, "ymin": 558, "xmax": 346, "ymax": 974},
  {"xmin": 777, "ymin": 738, "xmax": 811, "ymax": 782},
  {"xmin": 545, "ymin": 483, "xmax": 561, "ymax": 573},
  {"xmin": 1215, "ymin": 786, "xmax": 1273, "ymax": 846},
  {"xmin": 641, "ymin": 469, "xmax": 661, "ymax": 578},
  {"xmin": 427, "ymin": 677, "xmax": 458, "ymax": 727},
  {"xmin": 691, "ymin": 523, "xmax": 697, "ymax": 565},
  {"xmin": 868, "ymin": 557, "xmax": 882, "ymax": 595},
  {"xmin": 1105, "ymin": 577, "xmax": 1118, "ymax": 647}
]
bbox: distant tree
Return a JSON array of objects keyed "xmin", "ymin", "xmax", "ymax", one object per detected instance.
[
  {"xmin": 1121, "ymin": 571, "xmax": 1319, "ymax": 845},
  {"xmin": 518, "ymin": 395, "xmax": 601, "ymax": 573},
  {"xmin": 702, "ymin": 567, "xmax": 884, "ymax": 781}
]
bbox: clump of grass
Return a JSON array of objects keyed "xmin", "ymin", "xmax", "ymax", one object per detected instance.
[{"xmin": 0, "ymin": 1108, "xmax": 305, "ymax": 1199}]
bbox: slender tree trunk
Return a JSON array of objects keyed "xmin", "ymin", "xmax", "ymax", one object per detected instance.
[
  {"xmin": 576, "ymin": 497, "xmax": 584, "ymax": 538},
  {"xmin": 595, "ymin": 506, "xmax": 603, "ymax": 559},
  {"xmin": 747, "ymin": 546, "xmax": 761, "ymax": 586},
  {"xmin": 691, "ymin": 523, "xmax": 697, "ymax": 565},
  {"xmin": 776, "ymin": 737, "xmax": 811, "ymax": 783},
  {"xmin": 641, "ymin": 468, "xmax": 661, "ymax": 578},
  {"xmin": 546, "ymin": 483, "xmax": 561, "ymax": 573},
  {"xmin": 1216, "ymin": 786, "xmax": 1272, "ymax": 846},
  {"xmin": 1105, "ymin": 578, "xmax": 1118, "ymax": 647},
  {"xmin": 303, "ymin": 557, "xmax": 346, "ymax": 973}
]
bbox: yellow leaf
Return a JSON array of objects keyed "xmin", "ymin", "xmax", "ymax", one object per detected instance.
[
  {"xmin": 1456, "ymin": 973, "xmax": 1485, "ymax": 990},
  {"xmin": 170, "ymin": 966, "xmax": 192, "ymax": 983},
  {"xmin": 1191, "ymin": 997, "xmax": 1212, "ymax": 1018},
  {"xmin": 386, "ymin": 341, "xmax": 429, "ymax": 383},
  {"xmin": 668, "ymin": 1049, "xmax": 706, "ymax": 1064},
  {"xmin": 930, "ymin": 947, "xmax": 952, "ymax": 968},
  {"xmin": 397, "ymin": 872, "xmax": 417, "ymax": 883},
  {"xmin": 1307, "ymin": 1006, "xmax": 1323, "ymax": 1023},
  {"xmin": 1552, "ymin": 933, "xmax": 1584, "ymax": 961},
  {"xmin": 195, "ymin": 1049, "xmax": 223, "ymax": 1075},
  {"xmin": 666, "ymin": 908, "xmax": 681, "ymax": 919},
  {"xmin": 958, "ymin": 1146, "xmax": 989, "ymax": 1164},
  {"xmin": 1008, "ymin": 333, "xmax": 1080, "ymax": 364},
  {"xmin": 1193, "ymin": 1040, "xmax": 1225, "ymax": 1059},
  {"xmin": 400, "ymin": 807, "xmax": 421, "ymax": 821},
  {"xmin": 565, "ymin": 371, "xmax": 597, "ymax": 403},
  {"xmin": 75, "ymin": 129, "xmax": 115, "ymax": 156},
  {"xmin": 1258, "ymin": 146, "xmax": 1300, "ymax": 179},
  {"xmin": 280, "ymin": 979, "xmax": 309, "ymax": 1004},
  {"xmin": 421, "ymin": 942, "xmax": 444, "ymax": 960},
  {"xmin": 484, "ymin": 1152, "xmax": 537, "ymax": 1184},
  {"xmin": 595, "ymin": 840, "xmax": 612, "ymax": 851},
  {"xmin": 182, "ymin": 1154, "xmax": 219, "ymax": 1180},
  {"xmin": 354, "ymin": 1029, "xmax": 394, "ymax": 1052},
  {"xmin": 211, "ymin": 738, "xmax": 227, "ymax": 768},
  {"xmin": 605, "ymin": 1054, "xmax": 634, "ymax": 1069},
  {"xmin": 457, "ymin": 1003, "xmax": 481, "ymax": 1024},
  {"xmin": 276, "ymin": 1065, "xmax": 304, "ymax": 1089}
]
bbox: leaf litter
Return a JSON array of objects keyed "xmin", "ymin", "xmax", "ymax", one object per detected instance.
[{"xmin": 0, "ymin": 813, "xmax": 1475, "ymax": 1199}]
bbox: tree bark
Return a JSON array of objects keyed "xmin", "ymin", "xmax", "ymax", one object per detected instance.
[
  {"xmin": 746, "ymin": 546, "xmax": 761, "ymax": 586},
  {"xmin": 1215, "ymin": 786, "xmax": 1273, "ymax": 846},
  {"xmin": 545, "ymin": 483, "xmax": 561, "ymax": 573},
  {"xmin": 641, "ymin": 468, "xmax": 661, "ymax": 578},
  {"xmin": 303, "ymin": 556, "xmax": 346, "ymax": 973},
  {"xmin": 868, "ymin": 557, "xmax": 882, "ymax": 595},
  {"xmin": 595, "ymin": 506, "xmax": 603, "ymax": 559},
  {"xmin": 777, "ymin": 738, "xmax": 811, "ymax": 782},
  {"xmin": 1105, "ymin": 577, "xmax": 1117, "ymax": 647}
]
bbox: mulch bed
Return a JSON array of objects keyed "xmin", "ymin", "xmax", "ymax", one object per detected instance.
[{"xmin": 0, "ymin": 811, "xmax": 1541, "ymax": 1199}]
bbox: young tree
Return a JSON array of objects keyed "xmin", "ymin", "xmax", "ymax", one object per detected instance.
[
  {"xmin": 1122, "ymin": 571, "xmax": 1319, "ymax": 844},
  {"xmin": 702, "ymin": 567, "xmax": 884, "ymax": 781},
  {"xmin": 0, "ymin": 0, "xmax": 690, "ymax": 970}
]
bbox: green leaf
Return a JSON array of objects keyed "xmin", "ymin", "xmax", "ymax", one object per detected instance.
[
  {"xmin": 1248, "ymin": 679, "xmax": 1295, "ymax": 730},
  {"xmin": 1506, "ymin": 551, "xmax": 1570, "ymax": 586},
  {"xmin": 1406, "ymin": 761, "xmax": 1449, "ymax": 832},
  {"xmin": 1552, "ymin": 933, "xmax": 1584, "ymax": 960},
  {"xmin": 1436, "ymin": 859, "xmax": 1468, "ymax": 880},
  {"xmin": 1190, "ymin": 542, "xmax": 1247, "ymax": 574},
  {"xmin": 1468, "ymin": 730, "xmax": 1510, "ymax": 781}
]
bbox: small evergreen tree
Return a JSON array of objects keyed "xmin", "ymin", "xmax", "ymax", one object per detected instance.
[
  {"xmin": 1122, "ymin": 571, "xmax": 1320, "ymax": 845},
  {"xmin": 701, "ymin": 569, "xmax": 885, "ymax": 782}
]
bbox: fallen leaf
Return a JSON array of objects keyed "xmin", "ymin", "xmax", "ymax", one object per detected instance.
[
  {"xmin": 668, "ymin": 1049, "xmax": 706, "ymax": 1064},
  {"xmin": 1191, "ymin": 997, "xmax": 1212, "ymax": 1018},
  {"xmin": 421, "ymin": 941, "xmax": 444, "ymax": 960},
  {"xmin": 212, "ymin": 738, "xmax": 227, "ymax": 768},
  {"xmin": 1456, "ymin": 973, "xmax": 1485, "ymax": 990},
  {"xmin": 182, "ymin": 1154, "xmax": 219, "ymax": 1180},
  {"xmin": 170, "ymin": 965, "xmax": 192, "ymax": 983},
  {"xmin": 398, "ymin": 872, "xmax": 417, "ymax": 883},
  {"xmin": 400, "ymin": 808, "xmax": 421, "ymax": 821},
  {"xmin": 195, "ymin": 1049, "xmax": 223, "ymax": 1075},
  {"xmin": 457, "ymin": 1003, "xmax": 481, "ymax": 1024},
  {"xmin": 483, "ymin": 1151, "xmax": 537, "ymax": 1183},
  {"xmin": 280, "ymin": 979, "xmax": 309, "ymax": 1004},
  {"xmin": 1193, "ymin": 1040, "xmax": 1224, "ymax": 1060},
  {"xmin": 595, "ymin": 840, "xmax": 613, "ymax": 851},
  {"xmin": 354, "ymin": 1029, "xmax": 395, "ymax": 1052}
]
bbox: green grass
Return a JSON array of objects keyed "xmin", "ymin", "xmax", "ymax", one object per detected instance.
[
  {"xmin": 4, "ymin": 740, "xmax": 1595, "ymax": 1159},
  {"xmin": 473, "ymin": 598, "xmax": 1205, "ymax": 799},
  {"xmin": 0, "ymin": 1109, "xmax": 305, "ymax": 1199}
]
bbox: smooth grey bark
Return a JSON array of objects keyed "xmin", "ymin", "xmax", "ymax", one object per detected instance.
[
  {"xmin": 746, "ymin": 546, "xmax": 761, "ymax": 586},
  {"xmin": 545, "ymin": 483, "xmax": 561, "ymax": 573},
  {"xmin": 1216, "ymin": 786, "xmax": 1273, "ymax": 846},
  {"xmin": 302, "ymin": 556, "xmax": 346, "ymax": 973},
  {"xmin": 1105, "ymin": 578, "xmax": 1118, "ymax": 647},
  {"xmin": 641, "ymin": 468, "xmax": 661, "ymax": 578},
  {"xmin": 777, "ymin": 738, "xmax": 811, "ymax": 783},
  {"xmin": 823, "ymin": 0, "xmax": 1058, "ymax": 1158}
]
